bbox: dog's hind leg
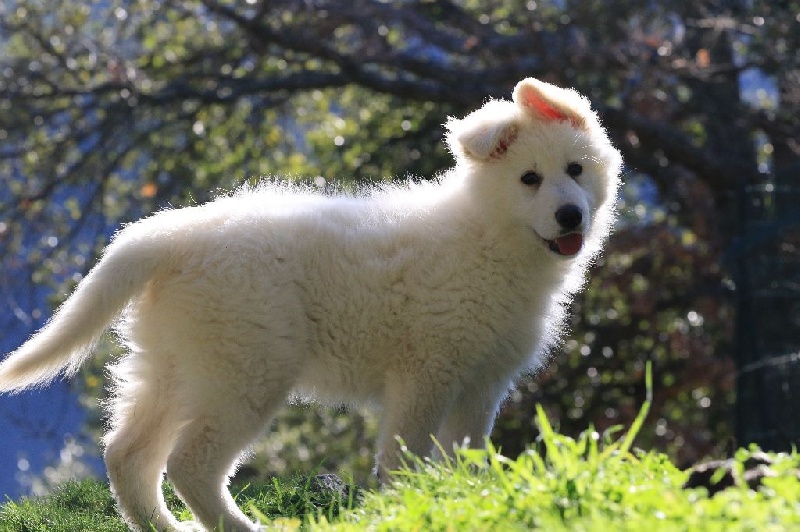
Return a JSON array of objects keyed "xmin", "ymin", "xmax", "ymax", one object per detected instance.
[
  {"xmin": 104, "ymin": 358, "xmax": 182, "ymax": 531},
  {"xmin": 165, "ymin": 382, "xmax": 291, "ymax": 532}
]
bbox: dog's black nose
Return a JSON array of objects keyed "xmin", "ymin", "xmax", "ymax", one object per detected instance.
[{"xmin": 555, "ymin": 204, "xmax": 582, "ymax": 230}]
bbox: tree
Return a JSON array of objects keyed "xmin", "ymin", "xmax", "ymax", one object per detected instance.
[{"xmin": 1, "ymin": 0, "xmax": 797, "ymax": 481}]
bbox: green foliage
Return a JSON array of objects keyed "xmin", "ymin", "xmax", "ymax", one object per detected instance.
[{"xmin": 243, "ymin": 405, "xmax": 379, "ymax": 486}]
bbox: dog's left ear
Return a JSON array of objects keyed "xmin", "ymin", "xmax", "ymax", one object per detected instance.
[
  {"xmin": 445, "ymin": 101, "xmax": 520, "ymax": 162},
  {"xmin": 513, "ymin": 78, "xmax": 588, "ymax": 130}
]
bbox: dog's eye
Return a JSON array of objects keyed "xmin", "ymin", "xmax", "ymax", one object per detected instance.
[
  {"xmin": 520, "ymin": 171, "xmax": 542, "ymax": 186},
  {"xmin": 566, "ymin": 162, "xmax": 583, "ymax": 178}
]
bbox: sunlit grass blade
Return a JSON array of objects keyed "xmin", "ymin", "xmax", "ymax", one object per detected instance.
[
  {"xmin": 617, "ymin": 360, "xmax": 653, "ymax": 456},
  {"xmin": 535, "ymin": 403, "xmax": 565, "ymax": 466}
]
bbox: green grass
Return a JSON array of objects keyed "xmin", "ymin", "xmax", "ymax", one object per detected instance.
[
  {"xmin": 3, "ymin": 366, "xmax": 799, "ymax": 530},
  {"xmin": 3, "ymin": 434, "xmax": 798, "ymax": 531},
  {"xmin": 0, "ymin": 479, "xmax": 128, "ymax": 532},
  {"xmin": 324, "ymin": 428, "xmax": 800, "ymax": 531}
]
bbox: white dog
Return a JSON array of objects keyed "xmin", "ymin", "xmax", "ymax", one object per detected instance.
[{"xmin": 0, "ymin": 78, "xmax": 621, "ymax": 531}]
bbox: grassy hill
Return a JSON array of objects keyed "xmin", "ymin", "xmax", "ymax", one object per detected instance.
[{"xmin": 2, "ymin": 405, "xmax": 798, "ymax": 531}]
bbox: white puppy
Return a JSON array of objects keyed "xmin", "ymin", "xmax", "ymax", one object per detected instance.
[{"xmin": 0, "ymin": 78, "xmax": 621, "ymax": 531}]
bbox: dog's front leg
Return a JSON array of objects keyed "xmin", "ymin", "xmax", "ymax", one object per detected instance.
[
  {"xmin": 432, "ymin": 382, "xmax": 508, "ymax": 460},
  {"xmin": 373, "ymin": 375, "xmax": 454, "ymax": 483}
]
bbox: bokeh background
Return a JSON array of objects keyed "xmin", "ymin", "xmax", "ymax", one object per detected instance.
[{"xmin": 1, "ymin": 0, "xmax": 798, "ymax": 498}]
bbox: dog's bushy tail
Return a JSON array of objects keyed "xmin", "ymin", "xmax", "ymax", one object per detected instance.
[{"xmin": 0, "ymin": 224, "xmax": 167, "ymax": 393}]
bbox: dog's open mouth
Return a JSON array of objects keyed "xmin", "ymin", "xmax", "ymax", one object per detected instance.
[{"xmin": 544, "ymin": 233, "xmax": 584, "ymax": 257}]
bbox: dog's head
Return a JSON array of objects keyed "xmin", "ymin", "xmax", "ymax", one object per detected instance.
[{"xmin": 446, "ymin": 78, "xmax": 622, "ymax": 265}]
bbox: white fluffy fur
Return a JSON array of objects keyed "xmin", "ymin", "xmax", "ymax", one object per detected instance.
[{"xmin": 0, "ymin": 78, "xmax": 621, "ymax": 531}]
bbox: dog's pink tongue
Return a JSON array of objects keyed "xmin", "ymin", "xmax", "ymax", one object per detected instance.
[{"xmin": 556, "ymin": 233, "xmax": 583, "ymax": 256}]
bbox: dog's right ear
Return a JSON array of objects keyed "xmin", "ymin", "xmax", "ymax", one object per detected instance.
[
  {"xmin": 513, "ymin": 78, "xmax": 589, "ymax": 130},
  {"xmin": 445, "ymin": 101, "xmax": 520, "ymax": 162}
]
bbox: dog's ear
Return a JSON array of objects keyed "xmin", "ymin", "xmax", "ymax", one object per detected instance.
[
  {"xmin": 445, "ymin": 102, "xmax": 520, "ymax": 161},
  {"xmin": 513, "ymin": 78, "xmax": 588, "ymax": 130}
]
